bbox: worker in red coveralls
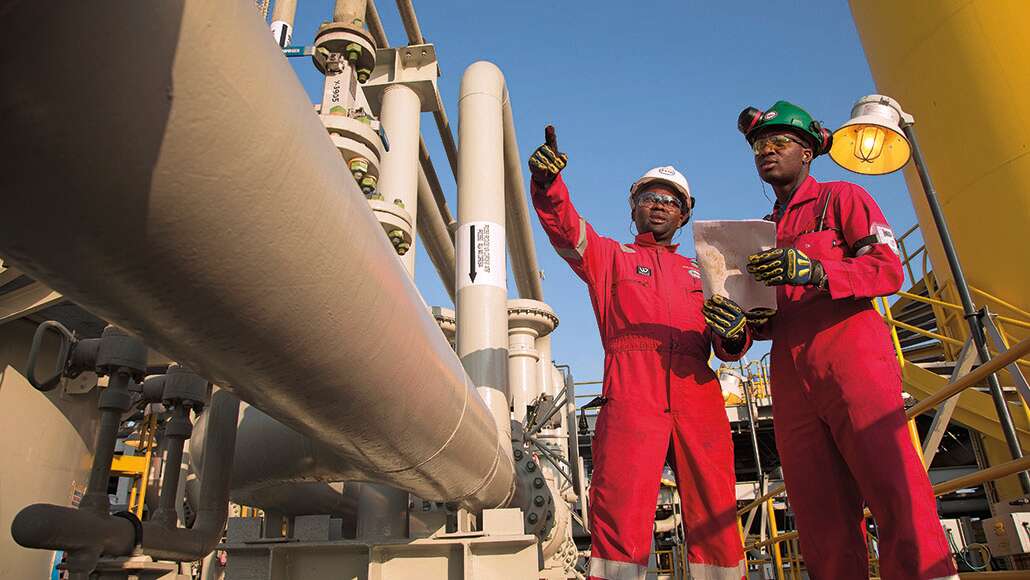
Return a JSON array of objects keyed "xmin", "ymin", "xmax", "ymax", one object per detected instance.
[
  {"xmin": 529, "ymin": 126, "xmax": 747, "ymax": 580},
  {"xmin": 702, "ymin": 101, "xmax": 958, "ymax": 580}
]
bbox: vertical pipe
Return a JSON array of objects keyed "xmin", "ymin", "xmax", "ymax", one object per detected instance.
[
  {"xmin": 80, "ymin": 370, "xmax": 132, "ymax": 514},
  {"xmin": 457, "ymin": 62, "xmax": 511, "ymax": 445},
  {"xmin": 378, "ymin": 84, "xmax": 422, "ymax": 275},
  {"xmin": 903, "ymin": 123, "xmax": 1030, "ymax": 492},
  {"xmin": 270, "ymin": 0, "xmax": 298, "ymax": 24},
  {"xmin": 536, "ymin": 335, "xmax": 553, "ymax": 400},
  {"xmin": 334, "ymin": 0, "xmax": 366, "ymax": 27},
  {"xmin": 153, "ymin": 406, "xmax": 190, "ymax": 528},
  {"xmin": 502, "ymin": 100, "xmax": 544, "ymax": 301},
  {"xmin": 269, "ymin": 0, "xmax": 298, "ymax": 47},
  {"xmin": 360, "ymin": 82, "xmax": 423, "ymax": 538},
  {"xmin": 508, "ymin": 327, "xmax": 538, "ymax": 423}
]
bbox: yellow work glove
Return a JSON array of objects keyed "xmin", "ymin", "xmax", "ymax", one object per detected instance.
[{"xmin": 528, "ymin": 125, "xmax": 567, "ymax": 187}]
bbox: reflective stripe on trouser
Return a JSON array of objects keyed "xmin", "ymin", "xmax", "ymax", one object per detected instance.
[
  {"xmin": 771, "ymin": 339, "xmax": 957, "ymax": 580},
  {"xmin": 588, "ymin": 557, "xmax": 646, "ymax": 580},
  {"xmin": 689, "ymin": 560, "xmax": 748, "ymax": 580},
  {"xmin": 589, "ymin": 352, "xmax": 744, "ymax": 580}
]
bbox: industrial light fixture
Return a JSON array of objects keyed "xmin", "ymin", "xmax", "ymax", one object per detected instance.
[
  {"xmin": 829, "ymin": 95, "xmax": 912, "ymax": 174},
  {"xmin": 831, "ymin": 94, "xmax": 1030, "ymax": 492}
]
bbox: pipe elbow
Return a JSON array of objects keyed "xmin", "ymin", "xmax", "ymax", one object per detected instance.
[{"xmin": 460, "ymin": 61, "xmax": 507, "ymax": 103}]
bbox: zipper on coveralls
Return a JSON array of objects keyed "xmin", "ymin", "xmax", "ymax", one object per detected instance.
[{"xmin": 655, "ymin": 249, "xmax": 672, "ymax": 413}]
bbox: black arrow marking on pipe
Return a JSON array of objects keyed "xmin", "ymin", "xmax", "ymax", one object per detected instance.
[{"xmin": 469, "ymin": 224, "xmax": 478, "ymax": 283}]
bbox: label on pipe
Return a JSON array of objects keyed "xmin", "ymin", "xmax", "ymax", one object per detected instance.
[
  {"xmin": 457, "ymin": 221, "xmax": 506, "ymax": 290},
  {"xmin": 270, "ymin": 21, "xmax": 292, "ymax": 48}
]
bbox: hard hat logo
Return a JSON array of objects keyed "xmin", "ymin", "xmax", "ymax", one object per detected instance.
[{"xmin": 763, "ymin": 111, "xmax": 778, "ymax": 120}]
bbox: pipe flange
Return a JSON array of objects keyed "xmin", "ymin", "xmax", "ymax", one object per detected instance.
[
  {"xmin": 321, "ymin": 115, "xmax": 385, "ymax": 167},
  {"xmin": 511, "ymin": 446, "xmax": 555, "ymax": 539},
  {"xmin": 429, "ymin": 307, "xmax": 456, "ymax": 344},
  {"xmin": 312, "ymin": 23, "xmax": 376, "ymax": 80},
  {"xmin": 327, "ymin": 135, "xmax": 382, "ymax": 183},
  {"xmin": 506, "ymin": 299, "xmax": 559, "ymax": 337},
  {"xmin": 367, "ymin": 199, "xmax": 413, "ymax": 255}
]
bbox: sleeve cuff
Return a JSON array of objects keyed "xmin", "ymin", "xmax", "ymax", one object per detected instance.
[{"xmin": 818, "ymin": 259, "xmax": 854, "ymax": 300}]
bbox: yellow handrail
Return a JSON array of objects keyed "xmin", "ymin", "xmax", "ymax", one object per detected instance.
[{"xmin": 907, "ymin": 336, "xmax": 1030, "ymax": 417}]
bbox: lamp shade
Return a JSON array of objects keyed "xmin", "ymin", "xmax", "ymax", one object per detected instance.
[{"xmin": 830, "ymin": 95, "xmax": 912, "ymax": 175}]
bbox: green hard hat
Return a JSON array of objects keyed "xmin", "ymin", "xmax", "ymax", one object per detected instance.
[{"xmin": 737, "ymin": 100, "xmax": 832, "ymax": 156}]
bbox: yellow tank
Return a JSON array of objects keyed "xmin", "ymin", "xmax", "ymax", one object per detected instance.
[
  {"xmin": 849, "ymin": 0, "xmax": 1030, "ymax": 328},
  {"xmin": 850, "ymin": 0, "xmax": 1030, "ymax": 498}
]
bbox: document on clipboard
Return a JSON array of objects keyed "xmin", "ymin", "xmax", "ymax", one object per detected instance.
[{"xmin": 693, "ymin": 219, "xmax": 777, "ymax": 311}]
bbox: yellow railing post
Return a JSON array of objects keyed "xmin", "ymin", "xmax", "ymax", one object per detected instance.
[{"xmin": 766, "ymin": 498, "xmax": 785, "ymax": 580}]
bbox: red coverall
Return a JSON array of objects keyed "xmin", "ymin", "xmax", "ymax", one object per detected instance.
[
  {"xmin": 749, "ymin": 175, "xmax": 957, "ymax": 579},
  {"xmin": 533, "ymin": 174, "xmax": 748, "ymax": 580}
]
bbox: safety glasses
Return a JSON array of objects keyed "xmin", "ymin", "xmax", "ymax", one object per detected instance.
[
  {"xmin": 635, "ymin": 191, "xmax": 683, "ymax": 211},
  {"xmin": 752, "ymin": 134, "xmax": 804, "ymax": 155}
]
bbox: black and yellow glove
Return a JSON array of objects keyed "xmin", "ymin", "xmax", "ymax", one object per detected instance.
[
  {"xmin": 744, "ymin": 307, "xmax": 776, "ymax": 328},
  {"xmin": 528, "ymin": 125, "xmax": 568, "ymax": 187},
  {"xmin": 746, "ymin": 247, "xmax": 826, "ymax": 287},
  {"xmin": 703, "ymin": 295, "xmax": 747, "ymax": 341}
]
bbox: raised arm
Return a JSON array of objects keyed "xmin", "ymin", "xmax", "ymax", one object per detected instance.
[{"xmin": 528, "ymin": 126, "xmax": 613, "ymax": 283}]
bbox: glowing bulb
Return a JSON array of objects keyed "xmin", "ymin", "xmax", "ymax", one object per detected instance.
[{"xmin": 854, "ymin": 125, "xmax": 886, "ymax": 162}]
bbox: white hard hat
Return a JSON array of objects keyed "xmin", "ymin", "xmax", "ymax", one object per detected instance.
[{"xmin": 629, "ymin": 166, "xmax": 692, "ymax": 208}]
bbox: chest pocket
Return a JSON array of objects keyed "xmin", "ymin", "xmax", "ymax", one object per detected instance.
[
  {"xmin": 795, "ymin": 229, "xmax": 847, "ymax": 262},
  {"xmin": 610, "ymin": 278, "xmax": 661, "ymax": 333}
]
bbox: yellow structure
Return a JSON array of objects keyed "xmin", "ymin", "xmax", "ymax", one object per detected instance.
[
  {"xmin": 849, "ymin": 0, "xmax": 1030, "ymax": 332},
  {"xmin": 850, "ymin": 0, "xmax": 1030, "ymax": 498}
]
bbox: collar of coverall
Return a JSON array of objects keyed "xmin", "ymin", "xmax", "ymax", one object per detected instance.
[
  {"xmin": 634, "ymin": 231, "xmax": 680, "ymax": 252},
  {"xmin": 772, "ymin": 175, "xmax": 821, "ymax": 217}
]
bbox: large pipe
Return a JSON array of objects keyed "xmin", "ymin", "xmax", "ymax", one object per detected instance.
[
  {"xmin": 394, "ymin": 1, "xmax": 543, "ymax": 300},
  {"xmin": 0, "ymin": 0, "xmax": 512, "ymax": 510},
  {"xmin": 457, "ymin": 61, "xmax": 514, "ymax": 443}
]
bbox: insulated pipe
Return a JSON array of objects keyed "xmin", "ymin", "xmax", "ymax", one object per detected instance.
[
  {"xmin": 270, "ymin": 0, "xmax": 298, "ymax": 24},
  {"xmin": 334, "ymin": 0, "xmax": 366, "ymax": 27},
  {"xmin": 378, "ymin": 84, "xmax": 422, "ymax": 275},
  {"xmin": 270, "ymin": 0, "xmax": 298, "ymax": 47},
  {"xmin": 418, "ymin": 171, "xmax": 457, "ymax": 300},
  {"xmin": 502, "ymin": 100, "xmax": 545, "ymax": 301},
  {"xmin": 457, "ymin": 61, "xmax": 513, "ymax": 443},
  {"xmin": 152, "ymin": 405, "xmax": 190, "ymax": 528},
  {"xmin": 0, "ymin": 0, "xmax": 512, "ymax": 510}
]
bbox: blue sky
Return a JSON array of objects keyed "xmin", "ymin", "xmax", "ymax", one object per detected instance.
[{"xmin": 282, "ymin": 1, "xmax": 919, "ymax": 393}]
